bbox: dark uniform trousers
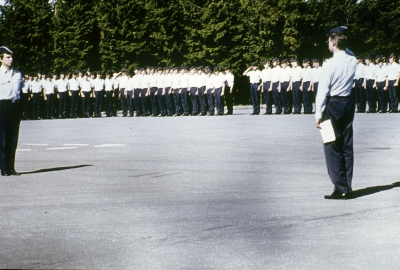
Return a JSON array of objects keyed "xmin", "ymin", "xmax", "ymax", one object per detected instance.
[
  {"xmin": 322, "ymin": 96, "xmax": 354, "ymax": 194},
  {"xmin": 32, "ymin": 92, "xmax": 41, "ymax": 119},
  {"xmin": 46, "ymin": 94, "xmax": 55, "ymax": 118},
  {"xmin": 140, "ymin": 88, "xmax": 149, "ymax": 116},
  {"xmin": 157, "ymin": 88, "xmax": 166, "ymax": 116},
  {"xmin": 291, "ymin": 81, "xmax": 302, "ymax": 113},
  {"xmin": 21, "ymin": 92, "xmax": 30, "ymax": 119},
  {"xmin": 190, "ymin": 87, "xmax": 198, "ymax": 115},
  {"xmin": 126, "ymin": 90, "xmax": 133, "ymax": 116},
  {"xmin": 214, "ymin": 87, "xmax": 223, "ymax": 115},
  {"xmin": 376, "ymin": 81, "xmax": 387, "ymax": 112},
  {"xmin": 262, "ymin": 81, "xmax": 272, "ymax": 114},
  {"xmin": 224, "ymin": 87, "xmax": 233, "ymax": 114},
  {"xmin": 58, "ymin": 92, "xmax": 68, "ymax": 118},
  {"xmin": 388, "ymin": 80, "xmax": 398, "ymax": 112},
  {"xmin": 133, "ymin": 89, "xmax": 142, "ymax": 116},
  {"xmin": 313, "ymin": 82, "xmax": 319, "ymax": 106},
  {"xmin": 119, "ymin": 88, "xmax": 128, "ymax": 116},
  {"xmin": 280, "ymin": 81, "xmax": 291, "ymax": 114},
  {"xmin": 206, "ymin": 88, "xmax": 215, "ymax": 115},
  {"xmin": 150, "ymin": 87, "xmax": 158, "ymax": 116},
  {"xmin": 198, "ymin": 86, "xmax": 207, "ymax": 115},
  {"xmin": 113, "ymin": 89, "xmax": 119, "ymax": 116},
  {"xmin": 180, "ymin": 87, "xmax": 189, "ymax": 115},
  {"xmin": 82, "ymin": 91, "xmax": 91, "ymax": 117},
  {"xmin": 354, "ymin": 78, "xmax": 365, "ymax": 112},
  {"xmin": 0, "ymin": 100, "xmax": 20, "ymax": 172},
  {"xmin": 366, "ymin": 79, "xmax": 377, "ymax": 112},
  {"xmin": 105, "ymin": 91, "xmax": 113, "ymax": 117},
  {"xmin": 164, "ymin": 87, "xmax": 173, "ymax": 116},
  {"xmin": 272, "ymin": 82, "xmax": 281, "ymax": 114},
  {"xmin": 94, "ymin": 91, "xmax": 103, "ymax": 117},
  {"xmin": 249, "ymin": 83, "xmax": 260, "ymax": 114},
  {"xmin": 70, "ymin": 90, "xmax": 79, "ymax": 117},
  {"xmin": 173, "ymin": 88, "xmax": 182, "ymax": 115},
  {"xmin": 302, "ymin": 81, "xmax": 312, "ymax": 113}
]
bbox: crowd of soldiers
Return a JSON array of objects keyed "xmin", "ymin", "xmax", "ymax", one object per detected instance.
[
  {"xmin": 20, "ymin": 66, "xmax": 235, "ymax": 120},
  {"xmin": 244, "ymin": 53, "xmax": 400, "ymax": 115}
]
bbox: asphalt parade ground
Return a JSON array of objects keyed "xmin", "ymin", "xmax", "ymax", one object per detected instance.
[{"xmin": 1, "ymin": 107, "xmax": 400, "ymax": 269}]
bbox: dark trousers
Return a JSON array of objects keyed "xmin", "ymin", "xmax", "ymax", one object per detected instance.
[
  {"xmin": 140, "ymin": 88, "xmax": 149, "ymax": 116},
  {"xmin": 113, "ymin": 89, "xmax": 119, "ymax": 116},
  {"xmin": 70, "ymin": 90, "xmax": 79, "ymax": 117},
  {"xmin": 105, "ymin": 91, "xmax": 114, "ymax": 117},
  {"xmin": 377, "ymin": 82, "xmax": 387, "ymax": 112},
  {"xmin": 214, "ymin": 87, "xmax": 223, "ymax": 115},
  {"xmin": 249, "ymin": 83, "xmax": 260, "ymax": 114},
  {"xmin": 150, "ymin": 87, "xmax": 158, "ymax": 116},
  {"xmin": 292, "ymin": 81, "xmax": 302, "ymax": 113},
  {"xmin": 0, "ymin": 100, "xmax": 20, "ymax": 172},
  {"xmin": 164, "ymin": 87, "xmax": 173, "ymax": 116},
  {"xmin": 354, "ymin": 78, "xmax": 366, "ymax": 112},
  {"xmin": 207, "ymin": 88, "xmax": 215, "ymax": 115},
  {"xmin": 262, "ymin": 82, "xmax": 272, "ymax": 114},
  {"xmin": 388, "ymin": 80, "xmax": 398, "ymax": 112},
  {"xmin": 119, "ymin": 88, "xmax": 128, "ymax": 116},
  {"xmin": 366, "ymin": 79, "xmax": 377, "ymax": 112},
  {"xmin": 58, "ymin": 92, "xmax": 68, "ymax": 118},
  {"xmin": 198, "ymin": 86, "xmax": 207, "ymax": 115},
  {"xmin": 46, "ymin": 94, "xmax": 55, "ymax": 118},
  {"xmin": 281, "ymin": 82, "xmax": 291, "ymax": 114},
  {"xmin": 133, "ymin": 89, "xmax": 142, "ymax": 116},
  {"xmin": 302, "ymin": 81, "xmax": 312, "ymax": 113},
  {"xmin": 322, "ymin": 96, "xmax": 354, "ymax": 194},
  {"xmin": 224, "ymin": 87, "xmax": 233, "ymax": 114},
  {"xmin": 173, "ymin": 89, "xmax": 182, "ymax": 115},
  {"xmin": 126, "ymin": 90, "xmax": 133, "ymax": 116},
  {"xmin": 313, "ymin": 82, "xmax": 319, "ymax": 105},
  {"xmin": 272, "ymin": 82, "xmax": 281, "ymax": 113},
  {"xmin": 32, "ymin": 92, "xmax": 41, "ymax": 119},
  {"xmin": 94, "ymin": 91, "xmax": 103, "ymax": 117},
  {"xmin": 181, "ymin": 87, "xmax": 189, "ymax": 115},
  {"xmin": 190, "ymin": 87, "xmax": 199, "ymax": 115},
  {"xmin": 82, "ymin": 91, "xmax": 91, "ymax": 117},
  {"xmin": 21, "ymin": 92, "xmax": 30, "ymax": 119},
  {"xmin": 157, "ymin": 88, "xmax": 166, "ymax": 116}
]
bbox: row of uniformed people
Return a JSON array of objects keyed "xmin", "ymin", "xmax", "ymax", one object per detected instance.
[
  {"xmin": 353, "ymin": 54, "xmax": 400, "ymax": 113},
  {"xmin": 114, "ymin": 65, "xmax": 234, "ymax": 116},
  {"xmin": 243, "ymin": 57, "xmax": 324, "ymax": 115},
  {"xmin": 21, "ymin": 66, "xmax": 235, "ymax": 119}
]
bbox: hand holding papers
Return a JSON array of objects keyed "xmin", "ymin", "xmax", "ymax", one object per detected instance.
[{"xmin": 319, "ymin": 119, "xmax": 336, "ymax": 143}]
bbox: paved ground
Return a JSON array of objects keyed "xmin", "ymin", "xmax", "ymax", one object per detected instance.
[{"xmin": 1, "ymin": 108, "xmax": 400, "ymax": 269}]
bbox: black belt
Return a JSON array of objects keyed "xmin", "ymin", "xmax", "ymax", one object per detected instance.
[
  {"xmin": 327, "ymin": 96, "xmax": 351, "ymax": 101},
  {"xmin": 0, "ymin": 99, "xmax": 19, "ymax": 104}
]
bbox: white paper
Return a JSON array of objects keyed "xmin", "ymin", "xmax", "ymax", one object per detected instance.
[{"xmin": 319, "ymin": 119, "xmax": 336, "ymax": 143}]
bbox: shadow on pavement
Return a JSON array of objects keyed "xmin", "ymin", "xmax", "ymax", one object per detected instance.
[
  {"xmin": 20, "ymin": 164, "xmax": 93, "ymax": 175},
  {"xmin": 349, "ymin": 182, "xmax": 400, "ymax": 199}
]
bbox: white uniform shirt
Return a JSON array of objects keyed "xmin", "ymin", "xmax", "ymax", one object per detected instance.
[
  {"xmin": 387, "ymin": 62, "xmax": 400, "ymax": 81},
  {"xmin": 364, "ymin": 63, "xmax": 376, "ymax": 80},
  {"xmin": 80, "ymin": 78, "xmax": 92, "ymax": 92},
  {"xmin": 271, "ymin": 66, "xmax": 281, "ymax": 83},
  {"xmin": 0, "ymin": 66, "xmax": 23, "ymax": 101},
  {"xmin": 93, "ymin": 78, "xmax": 105, "ymax": 91},
  {"xmin": 205, "ymin": 74, "xmax": 214, "ymax": 90},
  {"xmin": 290, "ymin": 66, "xmax": 302, "ymax": 82},
  {"xmin": 302, "ymin": 66, "xmax": 312, "ymax": 82},
  {"xmin": 280, "ymin": 66, "xmax": 292, "ymax": 82},
  {"xmin": 213, "ymin": 73, "xmax": 225, "ymax": 89},
  {"xmin": 375, "ymin": 65, "xmax": 388, "ymax": 82},
  {"xmin": 246, "ymin": 70, "xmax": 261, "ymax": 84},
  {"xmin": 354, "ymin": 63, "xmax": 365, "ymax": 80},
  {"xmin": 126, "ymin": 77, "xmax": 134, "ymax": 91},
  {"xmin": 44, "ymin": 79, "xmax": 57, "ymax": 94},
  {"xmin": 315, "ymin": 51, "xmax": 357, "ymax": 119},
  {"xmin": 225, "ymin": 72, "xmax": 234, "ymax": 87},
  {"xmin": 105, "ymin": 78, "xmax": 114, "ymax": 91},
  {"xmin": 22, "ymin": 79, "xmax": 31, "ymax": 94},
  {"xmin": 118, "ymin": 75, "xmax": 128, "ymax": 89},
  {"xmin": 311, "ymin": 67, "xmax": 322, "ymax": 83},
  {"xmin": 260, "ymin": 68, "xmax": 272, "ymax": 82},
  {"xmin": 56, "ymin": 78, "xmax": 69, "ymax": 93},
  {"xmin": 68, "ymin": 78, "xmax": 80, "ymax": 91},
  {"xmin": 197, "ymin": 73, "xmax": 207, "ymax": 87},
  {"xmin": 30, "ymin": 80, "xmax": 43, "ymax": 94}
]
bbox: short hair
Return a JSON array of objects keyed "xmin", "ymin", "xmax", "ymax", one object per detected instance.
[{"xmin": 329, "ymin": 32, "xmax": 348, "ymax": 50}]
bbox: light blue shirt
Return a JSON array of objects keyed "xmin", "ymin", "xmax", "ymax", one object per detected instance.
[
  {"xmin": 0, "ymin": 65, "xmax": 23, "ymax": 101},
  {"xmin": 315, "ymin": 51, "xmax": 357, "ymax": 119}
]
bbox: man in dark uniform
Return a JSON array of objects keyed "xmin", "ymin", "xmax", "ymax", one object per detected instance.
[
  {"xmin": 0, "ymin": 46, "xmax": 23, "ymax": 176},
  {"xmin": 315, "ymin": 26, "xmax": 357, "ymax": 199}
]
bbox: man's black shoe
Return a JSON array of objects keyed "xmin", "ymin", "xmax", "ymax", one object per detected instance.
[
  {"xmin": 1, "ymin": 170, "xmax": 10, "ymax": 176},
  {"xmin": 324, "ymin": 191, "xmax": 351, "ymax": 200},
  {"xmin": 9, "ymin": 170, "xmax": 20, "ymax": 176}
]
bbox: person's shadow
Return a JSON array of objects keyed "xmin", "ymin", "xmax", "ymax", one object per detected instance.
[
  {"xmin": 20, "ymin": 164, "xmax": 92, "ymax": 175},
  {"xmin": 349, "ymin": 182, "xmax": 400, "ymax": 199}
]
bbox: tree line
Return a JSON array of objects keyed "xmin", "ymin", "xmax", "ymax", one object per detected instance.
[{"xmin": 0, "ymin": 0, "xmax": 399, "ymax": 103}]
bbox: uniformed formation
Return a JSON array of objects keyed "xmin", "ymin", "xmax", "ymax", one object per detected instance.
[
  {"xmin": 244, "ymin": 54, "xmax": 400, "ymax": 115},
  {"xmin": 20, "ymin": 66, "xmax": 235, "ymax": 120}
]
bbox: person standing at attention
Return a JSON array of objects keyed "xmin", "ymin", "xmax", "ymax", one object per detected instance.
[
  {"xmin": 243, "ymin": 62, "xmax": 261, "ymax": 115},
  {"xmin": 0, "ymin": 46, "xmax": 24, "ymax": 176},
  {"xmin": 315, "ymin": 26, "xmax": 357, "ymax": 200}
]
